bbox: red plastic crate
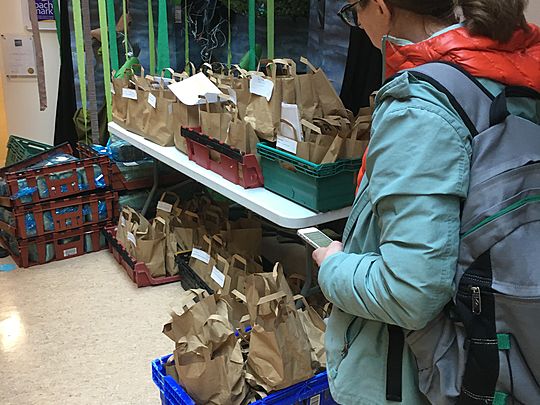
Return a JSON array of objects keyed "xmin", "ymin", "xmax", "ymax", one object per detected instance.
[
  {"xmin": 103, "ymin": 225, "xmax": 181, "ymax": 287},
  {"xmin": 0, "ymin": 222, "xmax": 110, "ymax": 268},
  {"xmin": 181, "ymin": 128, "xmax": 264, "ymax": 189},
  {"xmin": 0, "ymin": 191, "xmax": 118, "ymax": 239},
  {"xmin": 78, "ymin": 143, "xmax": 180, "ymax": 192},
  {"xmin": 0, "ymin": 143, "xmax": 111, "ymax": 208}
]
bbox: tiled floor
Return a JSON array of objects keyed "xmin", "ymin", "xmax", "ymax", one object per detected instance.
[{"xmin": 0, "ymin": 251, "xmax": 181, "ymax": 405}]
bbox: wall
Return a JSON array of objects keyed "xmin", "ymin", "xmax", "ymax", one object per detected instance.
[
  {"xmin": 527, "ymin": 2, "xmax": 540, "ymax": 24},
  {"xmin": 0, "ymin": 0, "xmax": 60, "ymax": 154}
]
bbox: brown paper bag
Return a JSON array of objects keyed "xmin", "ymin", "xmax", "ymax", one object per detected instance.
[
  {"xmin": 163, "ymin": 289, "xmax": 215, "ymax": 339},
  {"xmin": 175, "ymin": 211, "xmax": 201, "ymax": 251},
  {"xmin": 164, "ymin": 290, "xmax": 248, "ymax": 405},
  {"xmin": 136, "ymin": 217, "xmax": 167, "ymax": 278},
  {"xmin": 120, "ymin": 208, "xmax": 150, "ymax": 259},
  {"xmin": 144, "ymin": 92, "xmax": 176, "ymax": 146},
  {"xmin": 207, "ymin": 254, "xmax": 232, "ymax": 294},
  {"xmin": 156, "ymin": 192, "xmax": 181, "ymax": 220},
  {"xmin": 124, "ymin": 67, "xmax": 153, "ymax": 136},
  {"xmin": 199, "ymin": 98, "xmax": 233, "ymax": 142},
  {"xmin": 210, "ymin": 65, "xmax": 252, "ymax": 120},
  {"xmin": 174, "ymin": 311, "xmax": 247, "ymax": 404},
  {"xmin": 189, "ymin": 235, "xmax": 216, "ymax": 283},
  {"xmin": 340, "ymin": 111, "xmax": 371, "ymax": 160},
  {"xmin": 245, "ymin": 273, "xmax": 314, "ymax": 392},
  {"xmin": 111, "ymin": 71, "xmax": 131, "ymax": 125},
  {"xmin": 225, "ymin": 114, "xmax": 259, "ymax": 155},
  {"xmin": 220, "ymin": 217, "xmax": 263, "ymax": 259},
  {"xmin": 164, "ymin": 216, "xmax": 183, "ymax": 276},
  {"xmin": 294, "ymin": 295, "xmax": 327, "ymax": 370},
  {"xmin": 244, "ymin": 71, "xmax": 282, "ymax": 142},
  {"xmin": 301, "ymin": 57, "xmax": 347, "ymax": 118},
  {"xmin": 116, "ymin": 207, "xmax": 135, "ymax": 247}
]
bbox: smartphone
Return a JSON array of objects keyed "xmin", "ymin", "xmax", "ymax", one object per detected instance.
[{"xmin": 297, "ymin": 227, "xmax": 334, "ymax": 249}]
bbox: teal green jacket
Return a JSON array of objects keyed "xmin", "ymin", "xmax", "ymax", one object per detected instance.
[{"xmin": 318, "ymin": 69, "xmax": 474, "ymax": 404}]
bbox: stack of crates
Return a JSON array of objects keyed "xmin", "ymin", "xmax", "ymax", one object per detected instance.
[{"xmin": 0, "ymin": 142, "xmax": 117, "ymax": 268}]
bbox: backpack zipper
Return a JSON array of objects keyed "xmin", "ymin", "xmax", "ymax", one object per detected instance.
[{"xmin": 462, "ymin": 195, "xmax": 540, "ymax": 238}]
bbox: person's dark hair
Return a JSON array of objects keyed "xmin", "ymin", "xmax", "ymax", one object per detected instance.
[{"xmin": 361, "ymin": 0, "xmax": 529, "ymax": 43}]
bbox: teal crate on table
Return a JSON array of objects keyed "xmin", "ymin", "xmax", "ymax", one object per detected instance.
[
  {"xmin": 152, "ymin": 354, "xmax": 338, "ymax": 405},
  {"xmin": 257, "ymin": 142, "xmax": 362, "ymax": 212},
  {"xmin": 6, "ymin": 135, "xmax": 53, "ymax": 166}
]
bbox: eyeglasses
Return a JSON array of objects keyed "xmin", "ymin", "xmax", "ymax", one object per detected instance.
[{"xmin": 338, "ymin": 1, "xmax": 363, "ymax": 29}]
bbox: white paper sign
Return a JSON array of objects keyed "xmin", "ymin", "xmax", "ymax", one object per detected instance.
[
  {"xmin": 281, "ymin": 103, "xmax": 304, "ymax": 141},
  {"xmin": 63, "ymin": 247, "xmax": 78, "ymax": 257},
  {"xmin": 122, "ymin": 88, "xmax": 138, "ymax": 100},
  {"xmin": 167, "ymin": 72, "xmax": 222, "ymax": 106},
  {"xmin": 211, "ymin": 266, "xmax": 226, "ymax": 288},
  {"xmin": 157, "ymin": 201, "xmax": 173, "ymax": 213},
  {"xmin": 191, "ymin": 248, "xmax": 210, "ymax": 264},
  {"xmin": 148, "ymin": 93, "xmax": 157, "ymax": 109},
  {"xmin": 277, "ymin": 135, "xmax": 298, "ymax": 154},
  {"xmin": 127, "ymin": 232, "xmax": 137, "ymax": 246},
  {"xmin": 250, "ymin": 75, "xmax": 274, "ymax": 101}
]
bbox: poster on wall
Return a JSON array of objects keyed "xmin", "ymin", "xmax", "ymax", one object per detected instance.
[
  {"xmin": 1, "ymin": 34, "xmax": 37, "ymax": 78},
  {"xmin": 21, "ymin": 0, "xmax": 56, "ymax": 31}
]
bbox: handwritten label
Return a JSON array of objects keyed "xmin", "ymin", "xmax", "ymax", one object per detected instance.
[
  {"xmin": 211, "ymin": 266, "xmax": 226, "ymax": 288},
  {"xmin": 148, "ymin": 93, "xmax": 157, "ymax": 109},
  {"xmin": 122, "ymin": 88, "xmax": 138, "ymax": 100},
  {"xmin": 250, "ymin": 75, "xmax": 274, "ymax": 101},
  {"xmin": 191, "ymin": 248, "xmax": 210, "ymax": 264},
  {"xmin": 127, "ymin": 232, "xmax": 137, "ymax": 246},
  {"xmin": 277, "ymin": 135, "xmax": 298, "ymax": 154},
  {"xmin": 157, "ymin": 201, "xmax": 173, "ymax": 213},
  {"xmin": 63, "ymin": 247, "xmax": 78, "ymax": 257}
]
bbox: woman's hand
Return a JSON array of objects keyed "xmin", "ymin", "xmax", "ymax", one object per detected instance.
[{"xmin": 313, "ymin": 241, "xmax": 344, "ymax": 266}]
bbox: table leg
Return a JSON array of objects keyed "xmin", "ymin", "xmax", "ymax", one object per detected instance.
[
  {"xmin": 142, "ymin": 160, "xmax": 159, "ymax": 216},
  {"xmin": 297, "ymin": 244, "xmax": 315, "ymax": 307}
]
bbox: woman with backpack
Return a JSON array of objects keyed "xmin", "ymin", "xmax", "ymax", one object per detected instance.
[{"xmin": 313, "ymin": 1, "xmax": 540, "ymax": 404}]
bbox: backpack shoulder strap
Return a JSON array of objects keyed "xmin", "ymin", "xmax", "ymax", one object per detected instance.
[{"xmin": 406, "ymin": 62, "xmax": 495, "ymax": 136}]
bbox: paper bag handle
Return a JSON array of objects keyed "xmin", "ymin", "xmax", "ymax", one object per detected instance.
[
  {"xmin": 256, "ymin": 291, "xmax": 287, "ymax": 306},
  {"xmin": 231, "ymin": 254, "xmax": 248, "ymax": 272},
  {"xmin": 159, "ymin": 192, "xmax": 181, "ymax": 210},
  {"xmin": 300, "ymin": 56, "xmax": 318, "ymax": 73},
  {"xmin": 280, "ymin": 119, "xmax": 300, "ymax": 142}
]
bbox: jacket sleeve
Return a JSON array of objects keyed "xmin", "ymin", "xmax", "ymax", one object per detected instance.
[{"xmin": 318, "ymin": 103, "xmax": 471, "ymax": 331}]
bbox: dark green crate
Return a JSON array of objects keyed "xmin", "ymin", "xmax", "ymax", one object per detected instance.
[
  {"xmin": 6, "ymin": 135, "xmax": 53, "ymax": 167},
  {"xmin": 257, "ymin": 142, "xmax": 362, "ymax": 212}
]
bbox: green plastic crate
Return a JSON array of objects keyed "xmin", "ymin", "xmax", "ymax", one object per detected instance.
[
  {"xmin": 257, "ymin": 142, "xmax": 362, "ymax": 212},
  {"xmin": 5, "ymin": 135, "xmax": 53, "ymax": 167}
]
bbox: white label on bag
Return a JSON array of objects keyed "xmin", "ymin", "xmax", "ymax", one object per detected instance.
[
  {"xmin": 211, "ymin": 266, "xmax": 226, "ymax": 288},
  {"xmin": 157, "ymin": 201, "xmax": 173, "ymax": 213},
  {"xmin": 120, "ymin": 216, "xmax": 126, "ymax": 227},
  {"xmin": 277, "ymin": 135, "xmax": 298, "ymax": 154},
  {"xmin": 250, "ymin": 75, "xmax": 274, "ymax": 101},
  {"xmin": 63, "ymin": 247, "xmax": 78, "ymax": 257},
  {"xmin": 122, "ymin": 161, "xmax": 139, "ymax": 167},
  {"xmin": 122, "ymin": 88, "xmax": 138, "ymax": 100},
  {"xmin": 148, "ymin": 93, "xmax": 157, "ymax": 109},
  {"xmin": 127, "ymin": 232, "xmax": 137, "ymax": 246},
  {"xmin": 309, "ymin": 395, "xmax": 321, "ymax": 405},
  {"xmin": 191, "ymin": 248, "xmax": 210, "ymax": 264}
]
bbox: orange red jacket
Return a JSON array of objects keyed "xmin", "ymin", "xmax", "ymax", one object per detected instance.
[{"xmin": 357, "ymin": 24, "xmax": 540, "ymax": 190}]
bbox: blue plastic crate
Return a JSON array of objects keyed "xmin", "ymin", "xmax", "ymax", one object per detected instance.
[{"xmin": 152, "ymin": 354, "xmax": 338, "ymax": 405}]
